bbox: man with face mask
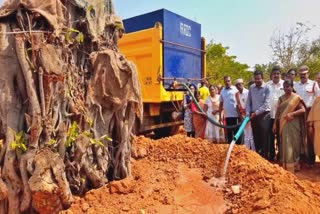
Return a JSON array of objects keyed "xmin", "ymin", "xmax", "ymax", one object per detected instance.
[
  {"xmin": 294, "ymin": 65, "xmax": 318, "ymax": 166},
  {"xmin": 267, "ymin": 66, "xmax": 284, "ymax": 161},
  {"xmin": 246, "ymin": 70, "xmax": 271, "ymax": 158}
]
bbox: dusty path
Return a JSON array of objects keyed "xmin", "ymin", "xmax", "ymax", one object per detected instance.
[{"xmin": 63, "ymin": 135, "xmax": 320, "ymax": 214}]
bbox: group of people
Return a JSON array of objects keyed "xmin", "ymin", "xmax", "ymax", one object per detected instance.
[{"xmin": 183, "ymin": 65, "xmax": 320, "ymax": 173}]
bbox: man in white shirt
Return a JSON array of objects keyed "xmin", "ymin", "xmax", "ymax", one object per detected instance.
[
  {"xmin": 235, "ymin": 78, "xmax": 253, "ymax": 149},
  {"xmin": 267, "ymin": 66, "xmax": 284, "ymax": 161},
  {"xmin": 295, "ymin": 66, "xmax": 317, "ymax": 108},
  {"xmin": 294, "ymin": 65, "xmax": 317, "ymax": 165}
]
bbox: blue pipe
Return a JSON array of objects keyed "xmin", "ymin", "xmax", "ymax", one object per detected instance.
[{"xmin": 233, "ymin": 116, "xmax": 250, "ymax": 141}]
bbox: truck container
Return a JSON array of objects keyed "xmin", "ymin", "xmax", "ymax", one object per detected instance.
[{"xmin": 119, "ymin": 9, "xmax": 206, "ymax": 136}]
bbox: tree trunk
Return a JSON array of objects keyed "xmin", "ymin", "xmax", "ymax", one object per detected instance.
[{"xmin": 0, "ymin": 0, "xmax": 142, "ymax": 213}]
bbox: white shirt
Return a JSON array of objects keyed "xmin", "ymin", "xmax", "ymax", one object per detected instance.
[
  {"xmin": 316, "ymin": 83, "xmax": 320, "ymax": 97},
  {"xmin": 237, "ymin": 88, "xmax": 249, "ymax": 109},
  {"xmin": 267, "ymin": 80, "xmax": 285, "ymax": 119},
  {"xmin": 294, "ymin": 79, "xmax": 317, "ymax": 108}
]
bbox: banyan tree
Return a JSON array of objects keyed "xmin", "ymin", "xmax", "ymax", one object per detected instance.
[{"xmin": 0, "ymin": 0, "xmax": 142, "ymax": 213}]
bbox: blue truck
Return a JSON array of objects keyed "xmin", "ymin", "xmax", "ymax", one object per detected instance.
[{"xmin": 119, "ymin": 9, "xmax": 206, "ymax": 136}]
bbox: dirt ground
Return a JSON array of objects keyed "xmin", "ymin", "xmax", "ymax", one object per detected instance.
[{"xmin": 62, "ymin": 135, "xmax": 320, "ymax": 214}]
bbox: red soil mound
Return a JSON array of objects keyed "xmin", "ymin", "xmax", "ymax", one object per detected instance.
[{"xmin": 62, "ymin": 135, "xmax": 320, "ymax": 214}]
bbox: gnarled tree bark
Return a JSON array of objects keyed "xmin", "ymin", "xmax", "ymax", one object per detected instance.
[{"xmin": 0, "ymin": 0, "xmax": 142, "ymax": 213}]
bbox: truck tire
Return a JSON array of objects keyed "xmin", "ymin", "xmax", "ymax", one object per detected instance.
[{"xmin": 154, "ymin": 125, "xmax": 180, "ymax": 139}]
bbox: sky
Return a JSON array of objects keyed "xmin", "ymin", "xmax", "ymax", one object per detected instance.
[
  {"xmin": 1, "ymin": 0, "xmax": 320, "ymax": 68},
  {"xmin": 113, "ymin": 0, "xmax": 320, "ymax": 68}
]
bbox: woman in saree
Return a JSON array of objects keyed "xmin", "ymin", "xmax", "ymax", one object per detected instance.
[
  {"xmin": 307, "ymin": 95, "xmax": 320, "ymax": 159},
  {"xmin": 191, "ymin": 91, "xmax": 207, "ymax": 138},
  {"xmin": 273, "ymin": 80, "xmax": 306, "ymax": 173},
  {"xmin": 203, "ymin": 85, "xmax": 225, "ymax": 143},
  {"xmin": 183, "ymin": 84, "xmax": 197, "ymax": 137}
]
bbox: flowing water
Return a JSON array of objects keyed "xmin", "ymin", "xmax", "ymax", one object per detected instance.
[{"xmin": 223, "ymin": 139, "xmax": 237, "ymax": 177}]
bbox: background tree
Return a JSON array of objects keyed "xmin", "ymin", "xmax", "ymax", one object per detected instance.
[
  {"xmin": 206, "ymin": 42, "xmax": 252, "ymax": 85},
  {"xmin": 269, "ymin": 22, "xmax": 311, "ymax": 71},
  {"xmin": 297, "ymin": 37, "xmax": 320, "ymax": 78},
  {"xmin": 253, "ymin": 62, "xmax": 278, "ymax": 81},
  {"xmin": 269, "ymin": 22, "xmax": 320, "ymax": 79}
]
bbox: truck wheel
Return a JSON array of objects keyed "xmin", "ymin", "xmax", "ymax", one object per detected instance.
[
  {"xmin": 154, "ymin": 127, "xmax": 171, "ymax": 139},
  {"xmin": 154, "ymin": 125, "xmax": 180, "ymax": 139}
]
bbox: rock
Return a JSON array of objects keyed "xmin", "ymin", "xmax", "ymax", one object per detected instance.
[
  {"xmin": 137, "ymin": 148, "xmax": 148, "ymax": 158},
  {"xmin": 60, "ymin": 210, "xmax": 74, "ymax": 214},
  {"xmin": 109, "ymin": 177, "xmax": 134, "ymax": 194},
  {"xmin": 303, "ymin": 191, "xmax": 312, "ymax": 197},
  {"xmin": 208, "ymin": 176, "xmax": 226, "ymax": 189},
  {"xmin": 253, "ymin": 199, "xmax": 271, "ymax": 210},
  {"xmin": 231, "ymin": 185, "xmax": 241, "ymax": 194},
  {"xmin": 121, "ymin": 206, "xmax": 130, "ymax": 212},
  {"xmin": 231, "ymin": 208, "xmax": 239, "ymax": 214},
  {"xmin": 131, "ymin": 147, "xmax": 138, "ymax": 158},
  {"xmin": 81, "ymin": 202, "xmax": 90, "ymax": 212}
]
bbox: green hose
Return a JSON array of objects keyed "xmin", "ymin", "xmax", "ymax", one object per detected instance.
[{"xmin": 180, "ymin": 82, "xmax": 242, "ymax": 129}]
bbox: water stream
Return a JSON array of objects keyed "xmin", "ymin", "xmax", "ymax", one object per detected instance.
[{"xmin": 222, "ymin": 117, "xmax": 250, "ymax": 178}]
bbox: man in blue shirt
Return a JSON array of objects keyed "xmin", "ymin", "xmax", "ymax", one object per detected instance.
[
  {"xmin": 246, "ymin": 70, "xmax": 271, "ymax": 158},
  {"xmin": 219, "ymin": 76, "xmax": 241, "ymax": 144}
]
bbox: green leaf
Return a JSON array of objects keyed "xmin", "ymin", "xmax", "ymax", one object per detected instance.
[
  {"xmin": 10, "ymin": 131, "xmax": 28, "ymax": 153},
  {"xmin": 20, "ymin": 143, "xmax": 27, "ymax": 152},
  {"xmin": 69, "ymin": 28, "xmax": 80, "ymax": 33},
  {"xmin": 16, "ymin": 131, "xmax": 23, "ymax": 142},
  {"xmin": 89, "ymin": 138, "xmax": 96, "ymax": 145},
  {"xmin": 87, "ymin": 5, "xmax": 93, "ymax": 12},
  {"xmin": 66, "ymin": 121, "xmax": 80, "ymax": 148},
  {"xmin": 48, "ymin": 139, "xmax": 56, "ymax": 145},
  {"xmin": 89, "ymin": 119, "xmax": 93, "ymax": 128},
  {"xmin": 100, "ymin": 135, "xmax": 113, "ymax": 142},
  {"xmin": 96, "ymin": 140, "xmax": 104, "ymax": 147},
  {"xmin": 11, "ymin": 141, "xmax": 17, "ymax": 150},
  {"xmin": 66, "ymin": 28, "xmax": 84, "ymax": 44},
  {"xmin": 83, "ymin": 130, "xmax": 91, "ymax": 137},
  {"xmin": 75, "ymin": 32, "xmax": 84, "ymax": 43},
  {"xmin": 89, "ymin": 138, "xmax": 105, "ymax": 147}
]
